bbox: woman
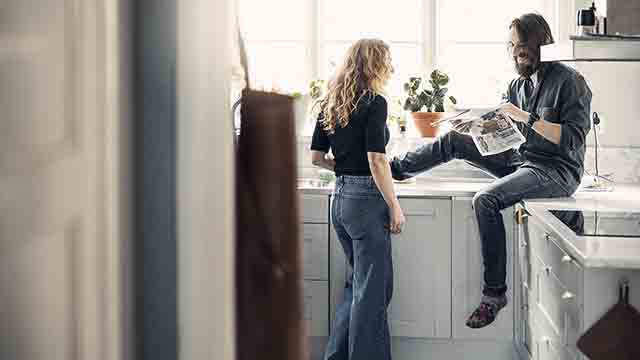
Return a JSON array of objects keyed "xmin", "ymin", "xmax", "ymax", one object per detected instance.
[{"xmin": 310, "ymin": 39, "xmax": 405, "ymax": 360}]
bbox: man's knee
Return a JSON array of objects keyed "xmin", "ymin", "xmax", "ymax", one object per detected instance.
[
  {"xmin": 472, "ymin": 191, "xmax": 502, "ymax": 214},
  {"xmin": 441, "ymin": 131, "xmax": 473, "ymax": 159}
]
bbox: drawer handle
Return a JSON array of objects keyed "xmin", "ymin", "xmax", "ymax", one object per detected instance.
[
  {"xmin": 561, "ymin": 291, "xmax": 575, "ymax": 301},
  {"xmin": 561, "ymin": 255, "xmax": 573, "ymax": 264}
]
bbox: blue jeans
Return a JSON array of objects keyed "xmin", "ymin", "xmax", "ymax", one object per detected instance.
[
  {"xmin": 324, "ymin": 176, "xmax": 393, "ymax": 360},
  {"xmin": 390, "ymin": 131, "xmax": 577, "ymax": 296}
]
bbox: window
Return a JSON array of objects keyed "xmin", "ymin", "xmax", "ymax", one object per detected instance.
[
  {"xmin": 319, "ymin": 0, "xmax": 424, "ymax": 95},
  {"xmin": 238, "ymin": 0, "xmax": 310, "ymax": 93},
  {"xmin": 238, "ymin": 0, "xmax": 566, "ymax": 106},
  {"xmin": 436, "ymin": 0, "xmax": 556, "ymax": 105}
]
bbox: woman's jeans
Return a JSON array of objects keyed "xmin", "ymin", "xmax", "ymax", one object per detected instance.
[{"xmin": 324, "ymin": 176, "xmax": 393, "ymax": 360}]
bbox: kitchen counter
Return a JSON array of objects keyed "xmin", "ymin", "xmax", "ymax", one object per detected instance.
[
  {"xmin": 298, "ymin": 178, "xmax": 492, "ymax": 198},
  {"xmin": 300, "ymin": 178, "xmax": 640, "ymax": 202},
  {"xmin": 524, "ymin": 183, "xmax": 640, "ymax": 269}
]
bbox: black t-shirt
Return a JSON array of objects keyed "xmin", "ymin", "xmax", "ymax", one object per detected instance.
[{"xmin": 310, "ymin": 93, "xmax": 390, "ymax": 176}]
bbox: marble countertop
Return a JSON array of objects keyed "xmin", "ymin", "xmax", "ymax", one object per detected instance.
[
  {"xmin": 524, "ymin": 184, "xmax": 640, "ymax": 269},
  {"xmin": 298, "ymin": 178, "xmax": 492, "ymax": 198}
]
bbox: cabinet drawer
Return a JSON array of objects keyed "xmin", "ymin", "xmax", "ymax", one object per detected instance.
[
  {"xmin": 540, "ymin": 269, "xmax": 581, "ymax": 336},
  {"xmin": 545, "ymin": 236, "xmax": 583, "ymax": 304},
  {"xmin": 529, "ymin": 217, "xmax": 583, "ymax": 303},
  {"xmin": 522, "ymin": 307, "xmax": 536, "ymax": 360},
  {"xmin": 303, "ymin": 280, "xmax": 329, "ymax": 337},
  {"xmin": 565, "ymin": 299, "xmax": 582, "ymax": 355},
  {"xmin": 300, "ymin": 194, "xmax": 329, "ymax": 223},
  {"xmin": 399, "ymin": 198, "xmax": 447, "ymax": 217},
  {"xmin": 301, "ymin": 224, "xmax": 329, "ymax": 280},
  {"xmin": 544, "ymin": 336, "xmax": 579, "ymax": 360}
]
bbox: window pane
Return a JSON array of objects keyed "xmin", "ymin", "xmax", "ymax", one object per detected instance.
[
  {"xmin": 246, "ymin": 42, "xmax": 309, "ymax": 93},
  {"xmin": 321, "ymin": 42, "xmax": 422, "ymax": 96},
  {"xmin": 239, "ymin": 0, "xmax": 308, "ymax": 41},
  {"xmin": 321, "ymin": 0, "xmax": 422, "ymax": 42},
  {"xmin": 436, "ymin": 44, "xmax": 514, "ymax": 106},
  {"xmin": 438, "ymin": 0, "xmax": 549, "ymax": 43}
]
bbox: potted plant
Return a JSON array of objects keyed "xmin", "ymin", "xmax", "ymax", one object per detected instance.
[{"xmin": 403, "ymin": 70, "xmax": 458, "ymax": 137}]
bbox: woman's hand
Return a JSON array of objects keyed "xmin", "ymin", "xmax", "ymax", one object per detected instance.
[
  {"xmin": 389, "ymin": 203, "xmax": 406, "ymax": 234},
  {"xmin": 499, "ymin": 103, "xmax": 529, "ymax": 123}
]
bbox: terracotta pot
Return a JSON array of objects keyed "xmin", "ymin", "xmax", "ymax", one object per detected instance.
[{"xmin": 410, "ymin": 112, "xmax": 450, "ymax": 138}]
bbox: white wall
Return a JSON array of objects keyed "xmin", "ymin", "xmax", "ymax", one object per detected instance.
[{"xmin": 177, "ymin": 0, "xmax": 236, "ymax": 360}]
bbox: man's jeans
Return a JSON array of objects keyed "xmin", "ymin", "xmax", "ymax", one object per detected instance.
[
  {"xmin": 391, "ymin": 131, "xmax": 576, "ymax": 296},
  {"xmin": 325, "ymin": 176, "xmax": 393, "ymax": 360}
]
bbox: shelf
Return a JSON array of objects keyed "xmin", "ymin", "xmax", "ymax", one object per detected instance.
[{"xmin": 541, "ymin": 37, "xmax": 640, "ymax": 62}]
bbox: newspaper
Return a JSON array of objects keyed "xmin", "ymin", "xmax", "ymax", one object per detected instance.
[{"xmin": 445, "ymin": 106, "xmax": 526, "ymax": 156}]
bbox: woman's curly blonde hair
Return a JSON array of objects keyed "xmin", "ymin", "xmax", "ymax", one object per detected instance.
[{"xmin": 316, "ymin": 39, "xmax": 393, "ymax": 133}]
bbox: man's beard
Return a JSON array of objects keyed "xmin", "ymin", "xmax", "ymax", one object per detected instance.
[{"xmin": 514, "ymin": 51, "xmax": 540, "ymax": 78}]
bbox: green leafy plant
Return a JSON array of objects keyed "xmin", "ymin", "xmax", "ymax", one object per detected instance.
[
  {"xmin": 403, "ymin": 70, "xmax": 458, "ymax": 113},
  {"xmin": 309, "ymin": 79, "xmax": 325, "ymax": 100}
]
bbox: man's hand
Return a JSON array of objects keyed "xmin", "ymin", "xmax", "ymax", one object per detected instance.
[
  {"xmin": 499, "ymin": 103, "xmax": 529, "ymax": 123},
  {"xmin": 451, "ymin": 119, "xmax": 473, "ymax": 134}
]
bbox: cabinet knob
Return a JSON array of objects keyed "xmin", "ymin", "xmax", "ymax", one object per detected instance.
[
  {"xmin": 561, "ymin": 291, "xmax": 575, "ymax": 301},
  {"xmin": 561, "ymin": 255, "xmax": 573, "ymax": 264}
]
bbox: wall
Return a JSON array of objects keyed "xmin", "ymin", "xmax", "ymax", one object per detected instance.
[
  {"xmin": 177, "ymin": 1, "xmax": 236, "ymax": 360},
  {"xmin": 134, "ymin": 1, "xmax": 178, "ymax": 359}
]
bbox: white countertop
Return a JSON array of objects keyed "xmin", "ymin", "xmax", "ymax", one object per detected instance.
[
  {"xmin": 298, "ymin": 178, "xmax": 492, "ymax": 198},
  {"xmin": 525, "ymin": 184, "xmax": 640, "ymax": 269}
]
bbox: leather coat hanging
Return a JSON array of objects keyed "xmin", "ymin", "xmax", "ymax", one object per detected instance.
[{"xmin": 234, "ymin": 26, "xmax": 306, "ymax": 360}]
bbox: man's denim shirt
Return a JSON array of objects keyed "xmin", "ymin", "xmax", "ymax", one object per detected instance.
[{"xmin": 506, "ymin": 62, "xmax": 593, "ymax": 193}]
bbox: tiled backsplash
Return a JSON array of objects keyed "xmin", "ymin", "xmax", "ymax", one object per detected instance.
[
  {"xmin": 584, "ymin": 146, "xmax": 640, "ymax": 184},
  {"xmin": 298, "ymin": 136, "xmax": 640, "ymax": 185}
]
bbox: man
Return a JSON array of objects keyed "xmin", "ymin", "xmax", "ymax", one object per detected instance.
[{"xmin": 391, "ymin": 13, "xmax": 592, "ymax": 329}]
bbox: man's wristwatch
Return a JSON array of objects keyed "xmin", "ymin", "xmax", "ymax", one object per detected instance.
[{"xmin": 527, "ymin": 112, "xmax": 540, "ymax": 128}]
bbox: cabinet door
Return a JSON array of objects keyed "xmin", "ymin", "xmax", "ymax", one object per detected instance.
[
  {"xmin": 329, "ymin": 198, "xmax": 452, "ymax": 339},
  {"xmin": 451, "ymin": 198, "xmax": 514, "ymax": 340},
  {"xmin": 303, "ymin": 281, "xmax": 329, "ymax": 360},
  {"xmin": 300, "ymin": 224, "xmax": 329, "ymax": 280},
  {"xmin": 388, "ymin": 198, "xmax": 452, "ymax": 339}
]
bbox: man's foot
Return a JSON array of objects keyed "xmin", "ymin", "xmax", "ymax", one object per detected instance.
[{"xmin": 466, "ymin": 295, "xmax": 507, "ymax": 329}]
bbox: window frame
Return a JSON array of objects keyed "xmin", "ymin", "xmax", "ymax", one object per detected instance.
[{"xmin": 240, "ymin": 0, "xmax": 572, "ymax": 99}]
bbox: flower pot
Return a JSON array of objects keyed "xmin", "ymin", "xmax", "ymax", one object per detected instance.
[{"xmin": 410, "ymin": 112, "xmax": 450, "ymax": 138}]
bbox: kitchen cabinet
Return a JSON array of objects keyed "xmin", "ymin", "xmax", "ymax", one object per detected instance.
[
  {"xmin": 299, "ymin": 194, "xmax": 331, "ymax": 360},
  {"xmin": 387, "ymin": 198, "xmax": 452, "ymax": 338},
  {"xmin": 451, "ymin": 198, "xmax": 514, "ymax": 341},
  {"xmin": 300, "ymin": 223, "xmax": 329, "ymax": 281},
  {"xmin": 330, "ymin": 197, "xmax": 453, "ymax": 339},
  {"xmin": 305, "ymin": 192, "xmax": 516, "ymax": 359},
  {"xmin": 514, "ymin": 203, "xmax": 640, "ymax": 360},
  {"xmin": 303, "ymin": 280, "xmax": 330, "ymax": 360}
]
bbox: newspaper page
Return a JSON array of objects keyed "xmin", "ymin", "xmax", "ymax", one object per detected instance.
[{"xmin": 446, "ymin": 107, "xmax": 525, "ymax": 156}]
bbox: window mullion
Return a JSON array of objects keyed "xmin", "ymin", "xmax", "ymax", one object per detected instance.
[
  {"xmin": 311, "ymin": 0, "xmax": 321, "ymax": 82},
  {"xmin": 424, "ymin": 0, "xmax": 436, "ymax": 74}
]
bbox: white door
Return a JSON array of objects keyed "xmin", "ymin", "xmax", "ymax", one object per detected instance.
[
  {"xmin": 0, "ymin": 1, "xmax": 128, "ymax": 359},
  {"xmin": 388, "ymin": 198, "xmax": 452, "ymax": 339},
  {"xmin": 451, "ymin": 198, "xmax": 514, "ymax": 341}
]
